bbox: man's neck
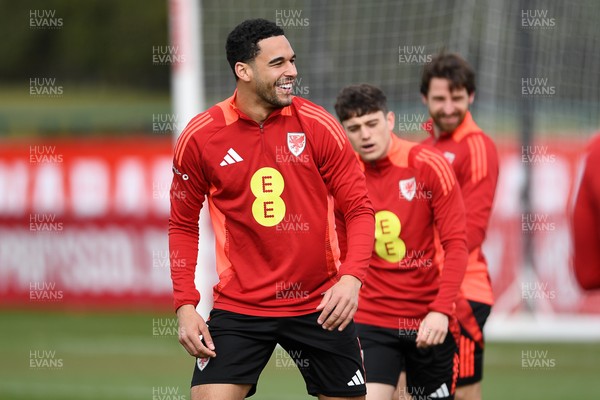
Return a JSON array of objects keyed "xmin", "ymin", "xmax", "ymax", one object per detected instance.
[
  {"xmin": 433, "ymin": 124, "xmax": 443, "ymax": 140},
  {"xmin": 433, "ymin": 124, "xmax": 454, "ymax": 140},
  {"xmin": 235, "ymin": 86, "xmax": 275, "ymax": 124}
]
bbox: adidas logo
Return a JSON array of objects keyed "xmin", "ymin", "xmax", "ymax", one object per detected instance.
[
  {"xmin": 220, "ymin": 148, "xmax": 243, "ymax": 166},
  {"xmin": 346, "ymin": 369, "xmax": 365, "ymax": 386},
  {"xmin": 430, "ymin": 383, "xmax": 450, "ymax": 398}
]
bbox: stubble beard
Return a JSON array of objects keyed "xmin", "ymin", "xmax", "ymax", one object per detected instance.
[
  {"xmin": 255, "ymin": 78, "xmax": 293, "ymax": 109},
  {"xmin": 432, "ymin": 110, "xmax": 466, "ymax": 134}
]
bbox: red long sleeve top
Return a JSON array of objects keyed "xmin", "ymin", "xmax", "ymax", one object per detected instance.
[
  {"xmin": 337, "ymin": 134, "xmax": 467, "ymax": 329},
  {"xmin": 423, "ymin": 112, "xmax": 499, "ymax": 305},
  {"xmin": 573, "ymin": 134, "xmax": 600, "ymax": 290},
  {"xmin": 168, "ymin": 92, "xmax": 374, "ymax": 316}
]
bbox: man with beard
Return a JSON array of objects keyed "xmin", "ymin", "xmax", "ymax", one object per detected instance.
[
  {"xmin": 168, "ymin": 19, "xmax": 374, "ymax": 400},
  {"xmin": 419, "ymin": 53, "xmax": 499, "ymax": 400}
]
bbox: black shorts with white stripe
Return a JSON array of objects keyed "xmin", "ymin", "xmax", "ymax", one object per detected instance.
[
  {"xmin": 191, "ymin": 309, "xmax": 366, "ymax": 398},
  {"xmin": 357, "ymin": 322, "xmax": 458, "ymax": 399}
]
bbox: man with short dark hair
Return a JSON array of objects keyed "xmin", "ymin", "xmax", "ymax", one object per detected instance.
[
  {"xmin": 420, "ymin": 53, "xmax": 499, "ymax": 400},
  {"xmin": 335, "ymin": 83, "xmax": 468, "ymax": 400},
  {"xmin": 169, "ymin": 19, "xmax": 374, "ymax": 400}
]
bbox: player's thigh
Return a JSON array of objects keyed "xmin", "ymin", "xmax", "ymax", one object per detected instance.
[
  {"xmin": 190, "ymin": 309, "xmax": 277, "ymax": 397},
  {"xmin": 318, "ymin": 395, "xmax": 365, "ymax": 400},
  {"xmin": 365, "ymin": 382, "xmax": 394, "ymax": 400},
  {"xmin": 355, "ymin": 323, "xmax": 403, "ymax": 386},
  {"xmin": 405, "ymin": 330, "xmax": 458, "ymax": 399},
  {"xmin": 455, "ymin": 382, "xmax": 481, "ymax": 400},
  {"xmin": 279, "ymin": 313, "xmax": 366, "ymax": 398},
  {"xmin": 394, "ymin": 371, "xmax": 411, "ymax": 400},
  {"xmin": 191, "ymin": 383, "xmax": 252, "ymax": 400}
]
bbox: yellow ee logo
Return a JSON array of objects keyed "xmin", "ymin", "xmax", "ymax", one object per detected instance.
[
  {"xmin": 374, "ymin": 210, "xmax": 406, "ymax": 263},
  {"xmin": 250, "ymin": 167, "xmax": 286, "ymax": 227}
]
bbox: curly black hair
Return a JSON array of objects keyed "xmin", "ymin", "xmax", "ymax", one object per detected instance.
[
  {"xmin": 334, "ymin": 84, "xmax": 388, "ymax": 122},
  {"xmin": 420, "ymin": 52, "xmax": 476, "ymax": 96},
  {"xmin": 225, "ymin": 19, "xmax": 285, "ymax": 80}
]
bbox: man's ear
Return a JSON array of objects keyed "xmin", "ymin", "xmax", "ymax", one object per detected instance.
[
  {"xmin": 386, "ymin": 111, "xmax": 395, "ymax": 130},
  {"xmin": 235, "ymin": 62, "xmax": 252, "ymax": 82},
  {"xmin": 468, "ymin": 91, "xmax": 475, "ymax": 105},
  {"xmin": 421, "ymin": 94, "xmax": 428, "ymax": 106}
]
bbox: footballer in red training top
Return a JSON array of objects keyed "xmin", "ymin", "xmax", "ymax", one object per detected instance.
[
  {"xmin": 335, "ymin": 83, "xmax": 468, "ymax": 400},
  {"xmin": 169, "ymin": 19, "xmax": 374, "ymax": 400},
  {"xmin": 421, "ymin": 53, "xmax": 499, "ymax": 400}
]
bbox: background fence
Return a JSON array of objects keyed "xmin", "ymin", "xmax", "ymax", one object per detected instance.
[{"xmin": 1, "ymin": 1, "xmax": 599, "ymax": 399}]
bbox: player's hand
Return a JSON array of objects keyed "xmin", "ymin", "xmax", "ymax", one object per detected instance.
[
  {"xmin": 416, "ymin": 311, "xmax": 448, "ymax": 349},
  {"xmin": 176, "ymin": 304, "xmax": 216, "ymax": 358},
  {"xmin": 316, "ymin": 274, "xmax": 362, "ymax": 331}
]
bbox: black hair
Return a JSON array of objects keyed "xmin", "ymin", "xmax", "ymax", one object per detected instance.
[
  {"xmin": 420, "ymin": 52, "xmax": 476, "ymax": 95},
  {"xmin": 334, "ymin": 83, "xmax": 388, "ymax": 122},
  {"xmin": 226, "ymin": 19, "xmax": 285, "ymax": 80}
]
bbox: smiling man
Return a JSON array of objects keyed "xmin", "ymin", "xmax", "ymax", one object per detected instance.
[
  {"xmin": 168, "ymin": 19, "xmax": 374, "ymax": 400},
  {"xmin": 420, "ymin": 53, "xmax": 499, "ymax": 400}
]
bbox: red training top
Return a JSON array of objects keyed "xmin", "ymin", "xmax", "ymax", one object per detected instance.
[
  {"xmin": 338, "ymin": 134, "xmax": 468, "ymax": 329},
  {"xmin": 168, "ymin": 91, "xmax": 374, "ymax": 316},
  {"xmin": 572, "ymin": 134, "xmax": 600, "ymax": 290},
  {"xmin": 423, "ymin": 112, "xmax": 499, "ymax": 305}
]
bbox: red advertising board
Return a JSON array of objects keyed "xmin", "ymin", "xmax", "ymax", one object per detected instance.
[
  {"xmin": 0, "ymin": 138, "xmax": 175, "ymax": 310},
  {"xmin": 1, "ymin": 136, "xmax": 598, "ymax": 315}
]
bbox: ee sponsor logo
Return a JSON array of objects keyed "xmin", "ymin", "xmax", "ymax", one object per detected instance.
[
  {"xmin": 251, "ymin": 167, "xmax": 286, "ymax": 227},
  {"xmin": 374, "ymin": 210, "xmax": 406, "ymax": 263}
]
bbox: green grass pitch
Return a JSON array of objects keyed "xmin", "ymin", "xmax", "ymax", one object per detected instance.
[{"xmin": 1, "ymin": 310, "xmax": 599, "ymax": 399}]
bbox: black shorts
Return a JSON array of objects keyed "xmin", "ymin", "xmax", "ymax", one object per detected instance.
[
  {"xmin": 357, "ymin": 322, "xmax": 458, "ymax": 399},
  {"xmin": 456, "ymin": 300, "xmax": 491, "ymax": 386},
  {"xmin": 191, "ymin": 309, "xmax": 366, "ymax": 398}
]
